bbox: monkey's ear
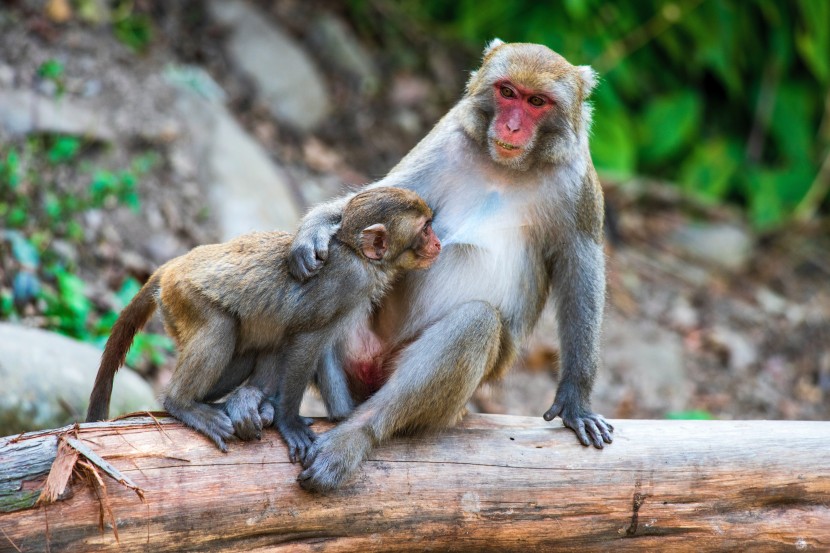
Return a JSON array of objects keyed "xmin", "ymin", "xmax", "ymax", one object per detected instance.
[
  {"xmin": 483, "ymin": 38, "xmax": 505, "ymax": 57},
  {"xmin": 360, "ymin": 224, "xmax": 388, "ymax": 260},
  {"xmin": 577, "ymin": 65, "xmax": 598, "ymax": 96}
]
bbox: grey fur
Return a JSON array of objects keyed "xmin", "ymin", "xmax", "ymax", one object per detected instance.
[{"xmin": 289, "ymin": 41, "xmax": 613, "ymax": 491}]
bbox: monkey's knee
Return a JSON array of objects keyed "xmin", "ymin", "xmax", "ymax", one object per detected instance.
[{"xmin": 441, "ymin": 300, "xmax": 503, "ymax": 372}]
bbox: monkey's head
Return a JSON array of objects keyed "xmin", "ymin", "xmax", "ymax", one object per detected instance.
[
  {"xmin": 460, "ymin": 39, "xmax": 598, "ymax": 171},
  {"xmin": 338, "ymin": 187, "xmax": 441, "ymax": 271}
]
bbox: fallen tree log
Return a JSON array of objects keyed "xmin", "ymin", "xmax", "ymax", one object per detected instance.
[{"xmin": 0, "ymin": 414, "xmax": 828, "ymax": 552}]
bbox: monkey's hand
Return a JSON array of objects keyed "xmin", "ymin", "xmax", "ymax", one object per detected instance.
[
  {"xmin": 297, "ymin": 425, "xmax": 371, "ymax": 493},
  {"xmin": 277, "ymin": 416, "xmax": 318, "ymax": 464},
  {"xmin": 544, "ymin": 391, "xmax": 613, "ymax": 449},
  {"xmin": 288, "ymin": 223, "xmax": 338, "ymax": 281}
]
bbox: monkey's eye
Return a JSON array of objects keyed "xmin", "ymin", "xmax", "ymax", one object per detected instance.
[
  {"xmin": 528, "ymin": 96, "xmax": 546, "ymax": 107},
  {"xmin": 500, "ymin": 86, "xmax": 515, "ymax": 99}
]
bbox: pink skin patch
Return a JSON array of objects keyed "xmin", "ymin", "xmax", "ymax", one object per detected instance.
[
  {"xmin": 344, "ymin": 325, "xmax": 388, "ymax": 394},
  {"xmin": 492, "ymin": 81, "xmax": 554, "ymax": 158}
]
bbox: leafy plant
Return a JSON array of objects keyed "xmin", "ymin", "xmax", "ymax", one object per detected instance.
[
  {"xmin": 36, "ymin": 59, "xmax": 66, "ymax": 96},
  {"xmin": 112, "ymin": 2, "xmax": 153, "ymax": 53},
  {"xmin": 377, "ymin": 0, "xmax": 830, "ymax": 229},
  {"xmin": 0, "ymin": 134, "xmax": 169, "ymax": 370}
]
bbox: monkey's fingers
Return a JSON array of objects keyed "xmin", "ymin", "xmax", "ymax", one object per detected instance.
[
  {"xmin": 590, "ymin": 415, "xmax": 614, "ymax": 444},
  {"xmin": 583, "ymin": 419, "xmax": 605, "ymax": 449},
  {"xmin": 542, "ymin": 400, "xmax": 564, "ymax": 422},
  {"xmin": 258, "ymin": 401, "xmax": 275, "ymax": 428},
  {"xmin": 287, "ymin": 243, "xmax": 325, "ymax": 281}
]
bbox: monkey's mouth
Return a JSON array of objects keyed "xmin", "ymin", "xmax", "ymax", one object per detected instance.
[{"xmin": 494, "ymin": 139, "xmax": 520, "ymax": 151}]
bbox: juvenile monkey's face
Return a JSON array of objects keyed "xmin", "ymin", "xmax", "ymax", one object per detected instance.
[{"xmin": 396, "ymin": 215, "xmax": 441, "ymax": 271}]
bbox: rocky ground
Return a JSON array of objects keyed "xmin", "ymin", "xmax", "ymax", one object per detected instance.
[{"xmin": 0, "ymin": 0, "xmax": 827, "ymax": 435}]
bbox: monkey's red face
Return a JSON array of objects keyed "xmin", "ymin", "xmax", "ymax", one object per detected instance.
[
  {"xmin": 412, "ymin": 219, "xmax": 441, "ymax": 269},
  {"xmin": 489, "ymin": 80, "xmax": 554, "ymax": 164}
]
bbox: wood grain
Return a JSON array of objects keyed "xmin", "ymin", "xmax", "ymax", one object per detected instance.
[{"xmin": 1, "ymin": 415, "xmax": 828, "ymax": 552}]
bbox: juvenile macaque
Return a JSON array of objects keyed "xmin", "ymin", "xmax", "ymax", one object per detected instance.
[
  {"xmin": 287, "ymin": 40, "xmax": 613, "ymax": 491},
  {"xmin": 86, "ymin": 187, "xmax": 440, "ymax": 459}
]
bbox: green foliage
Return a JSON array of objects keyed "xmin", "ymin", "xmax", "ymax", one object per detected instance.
[
  {"xmin": 384, "ymin": 0, "xmax": 830, "ymax": 229},
  {"xmin": 665, "ymin": 410, "xmax": 714, "ymax": 420},
  {"xmin": 112, "ymin": 2, "xmax": 153, "ymax": 53},
  {"xmin": 37, "ymin": 59, "xmax": 65, "ymax": 96},
  {"xmin": 0, "ymin": 135, "xmax": 169, "ymax": 369}
]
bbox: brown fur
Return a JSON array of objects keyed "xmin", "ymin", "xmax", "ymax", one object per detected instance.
[{"xmin": 86, "ymin": 187, "xmax": 439, "ymax": 456}]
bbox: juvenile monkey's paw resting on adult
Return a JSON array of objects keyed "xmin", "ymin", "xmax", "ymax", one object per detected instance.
[
  {"xmin": 278, "ymin": 416, "xmax": 318, "ymax": 464},
  {"xmin": 544, "ymin": 397, "xmax": 614, "ymax": 449},
  {"xmin": 297, "ymin": 426, "xmax": 372, "ymax": 492},
  {"xmin": 287, "ymin": 223, "xmax": 337, "ymax": 281}
]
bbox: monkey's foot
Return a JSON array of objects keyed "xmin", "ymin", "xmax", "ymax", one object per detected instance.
[
  {"xmin": 224, "ymin": 386, "xmax": 268, "ymax": 441},
  {"xmin": 543, "ymin": 401, "xmax": 614, "ymax": 449},
  {"xmin": 165, "ymin": 399, "xmax": 235, "ymax": 452},
  {"xmin": 297, "ymin": 426, "xmax": 371, "ymax": 492},
  {"xmin": 277, "ymin": 416, "xmax": 318, "ymax": 464}
]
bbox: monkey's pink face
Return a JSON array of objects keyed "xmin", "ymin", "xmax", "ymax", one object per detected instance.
[
  {"xmin": 490, "ymin": 80, "xmax": 554, "ymax": 163},
  {"xmin": 412, "ymin": 219, "xmax": 441, "ymax": 269}
]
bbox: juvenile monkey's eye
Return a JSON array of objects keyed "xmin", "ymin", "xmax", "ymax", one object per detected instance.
[
  {"xmin": 500, "ymin": 86, "xmax": 515, "ymax": 99},
  {"xmin": 529, "ymin": 96, "xmax": 546, "ymax": 107}
]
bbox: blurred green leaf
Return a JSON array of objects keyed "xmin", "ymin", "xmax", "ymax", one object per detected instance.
[
  {"xmin": 591, "ymin": 88, "xmax": 637, "ymax": 177},
  {"xmin": 680, "ymin": 139, "xmax": 742, "ymax": 202},
  {"xmin": 769, "ymin": 83, "xmax": 816, "ymax": 163},
  {"xmin": 116, "ymin": 277, "xmax": 142, "ymax": 308},
  {"xmin": 37, "ymin": 59, "xmax": 64, "ymax": 80},
  {"xmin": 47, "ymin": 136, "xmax": 81, "ymax": 164},
  {"xmin": 666, "ymin": 410, "xmax": 714, "ymax": 420},
  {"xmin": 796, "ymin": 0, "xmax": 830, "ymax": 83},
  {"xmin": 639, "ymin": 91, "xmax": 703, "ymax": 164}
]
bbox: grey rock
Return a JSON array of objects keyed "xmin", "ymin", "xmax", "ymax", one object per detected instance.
[
  {"xmin": 310, "ymin": 14, "xmax": 378, "ymax": 95},
  {"xmin": 669, "ymin": 222, "xmax": 753, "ymax": 272},
  {"xmin": 208, "ymin": 0, "xmax": 329, "ymax": 131},
  {"xmin": 0, "ymin": 89, "xmax": 115, "ymax": 140},
  {"xmin": 603, "ymin": 320, "xmax": 690, "ymax": 414},
  {"xmin": 709, "ymin": 326, "xmax": 758, "ymax": 373},
  {"xmin": 174, "ymin": 85, "xmax": 302, "ymax": 239},
  {"xmin": 0, "ymin": 323, "xmax": 158, "ymax": 436}
]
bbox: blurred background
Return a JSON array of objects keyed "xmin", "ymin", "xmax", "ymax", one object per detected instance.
[{"xmin": 0, "ymin": 0, "xmax": 827, "ymax": 436}]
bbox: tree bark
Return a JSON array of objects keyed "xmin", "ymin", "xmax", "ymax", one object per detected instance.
[{"xmin": 0, "ymin": 415, "xmax": 828, "ymax": 552}]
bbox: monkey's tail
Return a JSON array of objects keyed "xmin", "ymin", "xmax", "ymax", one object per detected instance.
[{"xmin": 86, "ymin": 273, "xmax": 161, "ymax": 422}]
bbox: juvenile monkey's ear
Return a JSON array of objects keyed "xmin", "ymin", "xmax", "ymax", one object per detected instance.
[
  {"xmin": 360, "ymin": 224, "xmax": 388, "ymax": 260},
  {"xmin": 483, "ymin": 38, "xmax": 505, "ymax": 57},
  {"xmin": 577, "ymin": 65, "xmax": 598, "ymax": 96}
]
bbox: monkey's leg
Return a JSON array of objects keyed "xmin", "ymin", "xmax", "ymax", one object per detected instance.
[
  {"xmin": 543, "ymin": 237, "xmax": 614, "ymax": 448},
  {"xmin": 277, "ymin": 332, "xmax": 335, "ymax": 464},
  {"xmin": 314, "ymin": 345, "xmax": 355, "ymax": 421},
  {"xmin": 298, "ymin": 300, "xmax": 503, "ymax": 492},
  {"xmin": 163, "ymin": 311, "xmax": 237, "ymax": 452}
]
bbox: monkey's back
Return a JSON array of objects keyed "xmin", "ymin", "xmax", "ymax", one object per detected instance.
[{"xmin": 157, "ymin": 231, "xmax": 377, "ymax": 348}]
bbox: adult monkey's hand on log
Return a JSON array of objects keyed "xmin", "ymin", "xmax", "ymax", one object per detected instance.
[{"xmin": 289, "ymin": 39, "xmax": 612, "ymax": 492}]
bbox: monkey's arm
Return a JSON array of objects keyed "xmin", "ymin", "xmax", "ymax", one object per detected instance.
[
  {"xmin": 543, "ymin": 235, "xmax": 613, "ymax": 448},
  {"xmin": 288, "ymin": 195, "xmax": 352, "ymax": 281}
]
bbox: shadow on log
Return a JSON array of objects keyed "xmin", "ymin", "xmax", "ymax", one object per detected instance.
[{"xmin": 1, "ymin": 414, "xmax": 828, "ymax": 552}]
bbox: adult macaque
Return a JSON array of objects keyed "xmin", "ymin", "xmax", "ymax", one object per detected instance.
[
  {"xmin": 288, "ymin": 40, "xmax": 613, "ymax": 492},
  {"xmin": 86, "ymin": 187, "xmax": 441, "ymax": 459}
]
